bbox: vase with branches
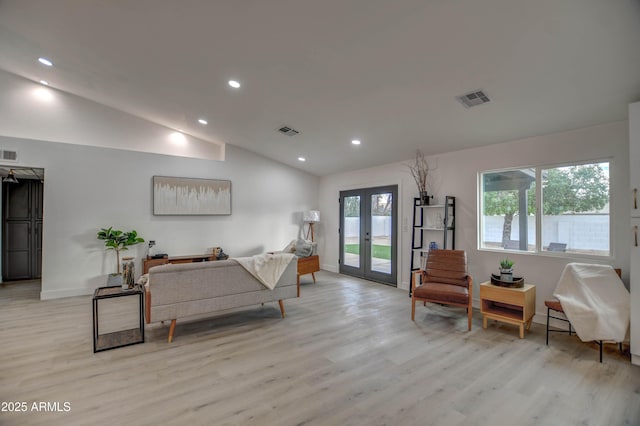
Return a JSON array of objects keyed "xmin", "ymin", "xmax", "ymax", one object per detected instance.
[{"xmin": 407, "ymin": 149, "xmax": 432, "ymax": 205}]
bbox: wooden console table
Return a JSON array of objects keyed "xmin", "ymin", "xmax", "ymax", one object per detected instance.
[
  {"xmin": 480, "ymin": 281, "xmax": 536, "ymax": 339},
  {"xmin": 143, "ymin": 254, "xmax": 215, "ymax": 274},
  {"xmin": 296, "ymin": 255, "xmax": 320, "ymax": 297}
]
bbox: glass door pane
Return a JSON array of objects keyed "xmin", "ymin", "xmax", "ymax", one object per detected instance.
[
  {"xmin": 370, "ymin": 192, "xmax": 392, "ymax": 274},
  {"xmin": 342, "ymin": 195, "xmax": 360, "ymax": 268},
  {"xmin": 340, "ymin": 185, "xmax": 397, "ymax": 286}
]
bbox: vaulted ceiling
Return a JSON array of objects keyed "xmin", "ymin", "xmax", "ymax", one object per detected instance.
[{"xmin": 1, "ymin": 0, "xmax": 639, "ymax": 175}]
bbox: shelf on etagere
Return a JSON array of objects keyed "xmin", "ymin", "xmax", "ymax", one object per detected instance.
[
  {"xmin": 409, "ymin": 195, "xmax": 456, "ymax": 297},
  {"xmin": 418, "ymin": 204, "xmax": 446, "ymax": 208}
]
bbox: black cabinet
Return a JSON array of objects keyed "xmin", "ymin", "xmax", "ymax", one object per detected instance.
[
  {"xmin": 2, "ymin": 179, "xmax": 43, "ymax": 280},
  {"xmin": 409, "ymin": 196, "xmax": 455, "ymax": 296}
]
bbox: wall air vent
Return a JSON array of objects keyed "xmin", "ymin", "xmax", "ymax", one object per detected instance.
[
  {"xmin": 456, "ymin": 90, "xmax": 491, "ymax": 108},
  {"xmin": 278, "ymin": 126, "xmax": 300, "ymax": 136},
  {"xmin": 0, "ymin": 149, "xmax": 18, "ymax": 162}
]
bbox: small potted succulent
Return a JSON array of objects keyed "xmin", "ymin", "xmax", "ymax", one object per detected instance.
[{"xmin": 499, "ymin": 258, "xmax": 514, "ymax": 282}]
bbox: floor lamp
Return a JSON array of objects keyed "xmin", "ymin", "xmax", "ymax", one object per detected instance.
[{"xmin": 303, "ymin": 210, "xmax": 320, "ymax": 242}]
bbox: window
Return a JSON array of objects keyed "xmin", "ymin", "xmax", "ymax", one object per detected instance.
[
  {"xmin": 480, "ymin": 161, "xmax": 610, "ymax": 257},
  {"xmin": 540, "ymin": 162, "xmax": 610, "ymax": 256},
  {"xmin": 481, "ymin": 168, "xmax": 536, "ymax": 252}
]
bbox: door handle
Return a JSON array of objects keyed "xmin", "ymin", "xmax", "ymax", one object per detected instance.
[
  {"xmin": 635, "ymin": 225, "xmax": 638, "ymax": 247},
  {"xmin": 635, "ymin": 188, "xmax": 638, "ymax": 210}
]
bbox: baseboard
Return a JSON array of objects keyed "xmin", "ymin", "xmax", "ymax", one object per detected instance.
[
  {"xmin": 321, "ymin": 263, "xmax": 338, "ymax": 273},
  {"xmin": 41, "ymin": 287, "xmax": 93, "ymax": 300}
]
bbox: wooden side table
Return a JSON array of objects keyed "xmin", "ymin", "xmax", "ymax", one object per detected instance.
[
  {"xmin": 480, "ymin": 281, "xmax": 536, "ymax": 339},
  {"xmin": 296, "ymin": 255, "xmax": 320, "ymax": 297},
  {"xmin": 92, "ymin": 285, "xmax": 145, "ymax": 352}
]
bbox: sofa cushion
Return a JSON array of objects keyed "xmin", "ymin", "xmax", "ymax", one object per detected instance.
[
  {"xmin": 148, "ymin": 259, "xmax": 296, "ymax": 306},
  {"xmin": 295, "ymin": 239, "xmax": 314, "ymax": 257},
  {"xmin": 283, "ymin": 239, "xmax": 297, "ymax": 253},
  {"xmin": 146, "ymin": 257, "xmax": 299, "ymax": 332}
]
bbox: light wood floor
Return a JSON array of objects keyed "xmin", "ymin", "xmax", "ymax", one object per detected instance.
[{"xmin": 1, "ymin": 273, "xmax": 639, "ymax": 426}]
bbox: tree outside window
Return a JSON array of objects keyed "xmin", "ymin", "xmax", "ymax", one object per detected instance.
[{"xmin": 480, "ymin": 161, "xmax": 610, "ymax": 256}]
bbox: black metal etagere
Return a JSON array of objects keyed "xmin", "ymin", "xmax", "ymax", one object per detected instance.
[{"xmin": 409, "ymin": 196, "xmax": 455, "ymax": 296}]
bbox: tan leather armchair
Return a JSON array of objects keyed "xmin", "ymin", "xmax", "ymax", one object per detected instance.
[{"xmin": 411, "ymin": 249, "xmax": 473, "ymax": 331}]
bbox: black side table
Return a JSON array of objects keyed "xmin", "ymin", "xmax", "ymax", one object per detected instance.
[{"xmin": 92, "ymin": 285, "xmax": 145, "ymax": 352}]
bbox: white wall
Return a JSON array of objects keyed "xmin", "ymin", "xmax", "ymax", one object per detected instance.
[
  {"xmin": 319, "ymin": 121, "xmax": 629, "ymax": 323},
  {"xmin": 0, "ymin": 136, "xmax": 318, "ymax": 299},
  {"xmin": 0, "ymin": 70, "xmax": 319, "ymax": 299},
  {"xmin": 628, "ymin": 101, "xmax": 640, "ymax": 365}
]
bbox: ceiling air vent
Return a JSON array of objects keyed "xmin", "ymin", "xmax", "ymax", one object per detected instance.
[
  {"xmin": 278, "ymin": 126, "xmax": 300, "ymax": 136},
  {"xmin": 456, "ymin": 90, "xmax": 491, "ymax": 108},
  {"xmin": 0, "ymin": 149, "xmax": 18, "ymax": 162}
]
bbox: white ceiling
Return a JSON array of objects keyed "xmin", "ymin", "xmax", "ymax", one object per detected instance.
[{"xmin": 1, "ymin": 0, "xmax": 639, "ymax": 176}]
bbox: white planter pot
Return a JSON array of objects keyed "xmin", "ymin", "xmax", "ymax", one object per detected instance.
[{"xmin": 107, "ymin": 273, "xmax": 124, "ymax": 288}]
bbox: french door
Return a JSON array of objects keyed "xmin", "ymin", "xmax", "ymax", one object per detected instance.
[{"xmin": 339, "ymin": 185, "xmax": 397, "ymax": 286}]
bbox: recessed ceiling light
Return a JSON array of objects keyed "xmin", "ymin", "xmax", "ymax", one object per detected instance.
[
  {"xmin": 38, "ymin": 57, "xmax": 53, "ymax": 67},
  {"xmin": 298, "ymin": 157, "xmax": 306, "ymax": 162},
  {"xmin": 198, "ymin": 118, "xmax": 208, "ymax": 125},
  {"xmin": 228, "ymin": 80, "xmax": 241, "ymax": 89},
  {"xmin": 39, "ymin": 80, "xmax": 49, "ymax": 86},
  {"xmin": 351, "ymin": 139, "xmax": 361, "ymax": 145}
]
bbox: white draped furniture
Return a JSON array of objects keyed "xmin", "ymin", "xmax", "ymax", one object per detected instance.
[{"xmin": 545, "ymin": 263, "xmax": 629, "ymax": 362}]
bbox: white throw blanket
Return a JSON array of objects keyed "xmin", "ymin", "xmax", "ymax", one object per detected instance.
[
  {"xmin": 553, "ymin": 263, "xmax": 630, "ymax": 342},
  {"xmin": 233, "ymin": 252, "xmax": 296, "ymax": 290}
]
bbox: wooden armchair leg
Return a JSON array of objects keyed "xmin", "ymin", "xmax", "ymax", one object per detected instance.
[
  {"xmin": 311, "ymin": 272, "xmax": 316, "ymax": 283},
  {"xmin": 168, "ymin": 319, "xmax": 177, "ymax": 343},
  {"xmin": 297, "ymin": 275, "xmax": 301, "ymax": 297},
  {"xmin": 411, "ymin": 297, "xmax": 416, "ymax": 321},
  {"xmin": 467, "ymin": 305, "xmax": 473, "ymax": 331},
  {"xmin": 278, "ymin": 300, "xmax": 286, "ymax": 318}
]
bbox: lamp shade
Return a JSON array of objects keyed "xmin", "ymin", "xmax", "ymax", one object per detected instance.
[
  {"xmin": 303, "ymin": 210, "xmax": 320, "ymax": 223},
  {"xmin": 3, "ymin": 169, "xmax": 18, "ymax": 184}
]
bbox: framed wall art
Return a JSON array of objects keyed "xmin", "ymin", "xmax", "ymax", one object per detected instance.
[{"xmin": 153, "ymin": 176, "xmax": 231, "ymax": 215}]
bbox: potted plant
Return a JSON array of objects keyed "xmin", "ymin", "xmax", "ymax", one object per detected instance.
[
  {"xmin": 407, "ymin": 149, "xmax": 432, "ymax": 205},
  {"xmin": 97, "ymin": 227, "xmax": 144, "ymax": 286},
  {"xmin": 499, "ymin": 258, "xmax": 514, "ymax": 282}
]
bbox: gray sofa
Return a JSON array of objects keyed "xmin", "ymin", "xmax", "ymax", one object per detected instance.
[{"xmin": 145, "ymin": 258, "xmax": 297, "ymax": 342}]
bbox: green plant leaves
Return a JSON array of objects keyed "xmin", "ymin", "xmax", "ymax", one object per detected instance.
[
  {"xmin": 499, "ymin": 258, "xmax": 514, "ymax": 269},
  {"xmin": 97, "ymin": 227, "xmax": 145, "ymax": 251}
]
